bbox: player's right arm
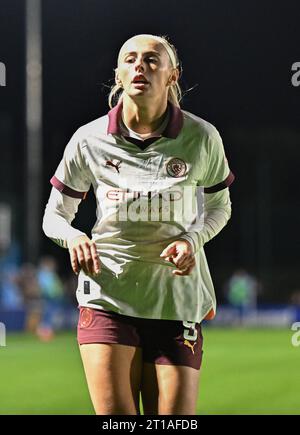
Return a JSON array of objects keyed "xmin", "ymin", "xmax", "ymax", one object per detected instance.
[
  {"xmin": 42, "ymin": 127, "xmax": 100, "ymax": 276},
  {"xmin": 42, "ymin": 187, "xmax": 100, "ymax": 276}
]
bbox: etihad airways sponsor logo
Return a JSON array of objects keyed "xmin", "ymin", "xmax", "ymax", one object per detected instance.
[
  {"xmin": 104, "ymin": 186, "xmax": 205, "ymax": 224},
  {"xmin": 106, "ymin": 189, "xmax": 183, "ymax": 201}
]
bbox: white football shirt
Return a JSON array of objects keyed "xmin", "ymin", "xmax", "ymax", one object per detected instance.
[{"xmin": 44, "ymin": 101, "xmax": 234, "ymax": 322}]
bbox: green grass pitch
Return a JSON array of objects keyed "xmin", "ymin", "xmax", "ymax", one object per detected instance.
[{"xmin": 0, "ymin": 327, "xmax": 299, "ymax": 414}]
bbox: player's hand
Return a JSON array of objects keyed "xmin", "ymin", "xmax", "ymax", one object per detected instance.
[
  {"xmin": 68, "ymin": 235, "xmax": 101, "ymax": 276},
  {"xmin": 160, "ymin": 239, "xmax": 196, "ymax": 276}
]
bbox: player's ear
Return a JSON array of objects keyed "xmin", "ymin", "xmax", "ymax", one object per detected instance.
[
  {"xmin": 115, "ymin": 68, "xmax": 122, "ymax": 87},
  {"xmin": 167, "ymin": 68, "xmax": 179, "ymax": 86},
  {"xmin": 171, "ymin": 68, "xmax": 179, "ymax": 83}
]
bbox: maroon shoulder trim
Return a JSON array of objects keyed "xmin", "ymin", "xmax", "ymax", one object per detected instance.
[
  {"xmin": 204, "ymin": 171, "xmax": 235, "ymax": 193},
  {"xmin": 50, "ymin": 176, "xmax": 87, "ymax": 199}
]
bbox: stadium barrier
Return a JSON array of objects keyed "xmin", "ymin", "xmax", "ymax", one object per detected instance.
[
  {"xmin": 209, "ymin": 305, "xmax": 300, "ymax": 327},
  {"xmin": 0, "ymin": 306, "xmax": 78, "ymax": 331},
  {"xmin": 1, "ymin": 305, "xmax": 300, "ymax": 331}
]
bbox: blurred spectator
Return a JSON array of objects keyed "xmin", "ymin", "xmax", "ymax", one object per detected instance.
[
  {"xmin": 225, "ymin": 269, "xmax": 259, "ymax": 323},
  {"xmin": 0, "ymin": 265, "xmax": 24, "ymax": 310},
  {"xmin": 0, "ymin": 240, "xmax": 23, "ymax": 309},
  {"xmin": 17, "ymin": 263, "xmax": 42, "ymax": 333},
  {"xmin": 36, "ymin": 256, "xmax": 64, "ymax": 341}
]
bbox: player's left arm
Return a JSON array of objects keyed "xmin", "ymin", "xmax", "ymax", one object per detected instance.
[
  {"xmin": 160, "ymin": 188, "xmax": 232, "ymax": 275},
  {"xmin": 160, "ymin": 127, "xmax": 235, "ymax": 276}
]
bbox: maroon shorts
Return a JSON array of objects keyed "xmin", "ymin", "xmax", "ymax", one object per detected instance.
[{"xmin": 77, "ymin": 306, "xmax": 203, "ymax": 370}]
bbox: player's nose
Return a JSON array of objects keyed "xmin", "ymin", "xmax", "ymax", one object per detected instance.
[{"xmin": 135, "ymin": 56, "xmax": 145, "ymax": 72}]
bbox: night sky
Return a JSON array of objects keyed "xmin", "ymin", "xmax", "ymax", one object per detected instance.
[{"xmin": 0, "ymin": 0, "xmax": 299, "ymax": 302}]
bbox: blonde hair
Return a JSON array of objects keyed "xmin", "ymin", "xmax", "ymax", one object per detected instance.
[{"xmin": 108, "ymin": 34, "xmax": 183, "ymax": 109}]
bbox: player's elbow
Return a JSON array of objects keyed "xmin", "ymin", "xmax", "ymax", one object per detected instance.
[
  {"xmin": 42, "ymin": 208, "xmax": 52, "ymax": 239},
  {"xmin": 223, "ymin": 198, "xmax": 232, "ymax": 225},
  {"xmin": 42, "ymin": 203, "xmax": 58, "ymax": 239},
  {"xmin": 42, "ymin": 210, "xmax": 68, "ymax": 249}
]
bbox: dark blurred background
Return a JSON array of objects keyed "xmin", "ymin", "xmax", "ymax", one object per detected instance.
[{"xmin": 0, "ymin": 0, "xmax": 299, "ymax": 310}]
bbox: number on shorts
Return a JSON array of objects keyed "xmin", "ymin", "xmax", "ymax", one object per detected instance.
[{"xmin": 183, "ymin": 320, "xmax": 197, "ymax": 341}]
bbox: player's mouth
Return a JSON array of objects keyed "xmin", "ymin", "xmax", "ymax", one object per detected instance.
[{"xmin": 132, "ymin": 75, "xmax": 150, "ymax": 88}]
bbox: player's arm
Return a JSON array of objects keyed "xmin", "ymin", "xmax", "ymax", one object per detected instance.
[
  {"xmin": 160, "ymin": 127, "xmax": 234, "ymax": 274},
  {"xmin": 179, "ymin": 127, "xmax": 234, "ymax": 254},
  {"xmin": 178, "ymin": 187, "xmax": 232, "ymax": 254},
  {"xmin": 42, "ymin": 187, "xmax": 100, "ymax": 276},
  {"xmin": 160, "ymin": 188, "xmax": 232, "ymax": 275},
  {"xmin": 42, "ymin": 128, "xmax": 100, "ymax": 275}
]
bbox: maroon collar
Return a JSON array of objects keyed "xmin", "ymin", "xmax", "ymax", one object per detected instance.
[{"xmin": 107, "ymin": 100, "xmax": 183, "ymax": 139}]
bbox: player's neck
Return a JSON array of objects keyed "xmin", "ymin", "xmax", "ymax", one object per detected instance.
[{"xmin": 122, "ymin": 95, "xmax": 168, "ymax": 134}]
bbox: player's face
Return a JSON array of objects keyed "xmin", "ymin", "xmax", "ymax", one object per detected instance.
[{"xmin": 116, "ymin": 37, "xmax": 178, "ymax": 102}]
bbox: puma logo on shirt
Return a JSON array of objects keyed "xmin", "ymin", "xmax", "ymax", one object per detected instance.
[{"xmin": 106, "ymin": 160, "xmax": 122, "ymax": 173}]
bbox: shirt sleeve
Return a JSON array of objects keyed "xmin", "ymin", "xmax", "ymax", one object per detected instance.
[
  {"xmin": 200, "ymin": 129, "xmax": 235, "ymax": 193},
  {"xmin": 42, "ymin": 187, "xmax": 87, "ymax": 249},
  {"xmin": 179, "ymin": 187, "xmax": 232, "ymax": 254},
  {"xmin": 50, "ymin": 128, "xmax": 91, "ymax": 199}
]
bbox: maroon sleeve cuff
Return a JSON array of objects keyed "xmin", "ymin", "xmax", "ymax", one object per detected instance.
[
  {"xmin": 204, "ymin": 171, "xmax": 235, "ymax": 194},
  {"xmin": 50, "ymin": 176, "xmax": 87, "ymax": 199}
]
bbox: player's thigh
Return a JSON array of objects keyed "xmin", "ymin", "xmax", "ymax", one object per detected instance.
[
  {"xmin": 79, "ymin": 343, "xmax": 143, "ymax": 414},
  {"xmin": 140, "ymin": 362, "xmax": 159, "ymax": 415},
  {"xmin": 156, "ymin": 363, "xmax": 200, "ymax": 415},
  {"xmin": 141, "ymin": 362, "xmax": 200, "ymax": 415},
  {"xmin": 141, "ymin": 320, "xmax": 203, "ymax": 415}
]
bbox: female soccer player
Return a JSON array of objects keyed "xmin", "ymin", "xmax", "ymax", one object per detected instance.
[{"xmin": 43, "ymin": 34, "xmax": 235, "ymax": 415}]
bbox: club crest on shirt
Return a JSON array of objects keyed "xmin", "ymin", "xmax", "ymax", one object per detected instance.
[{"xmin": 166, "ymin": 158, "xmax": 187, "ymax": 178}]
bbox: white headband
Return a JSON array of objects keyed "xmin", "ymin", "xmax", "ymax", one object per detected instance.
[{"xmin": 119, "ymin": 34, "xmax": 178, "ymax": 69}]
